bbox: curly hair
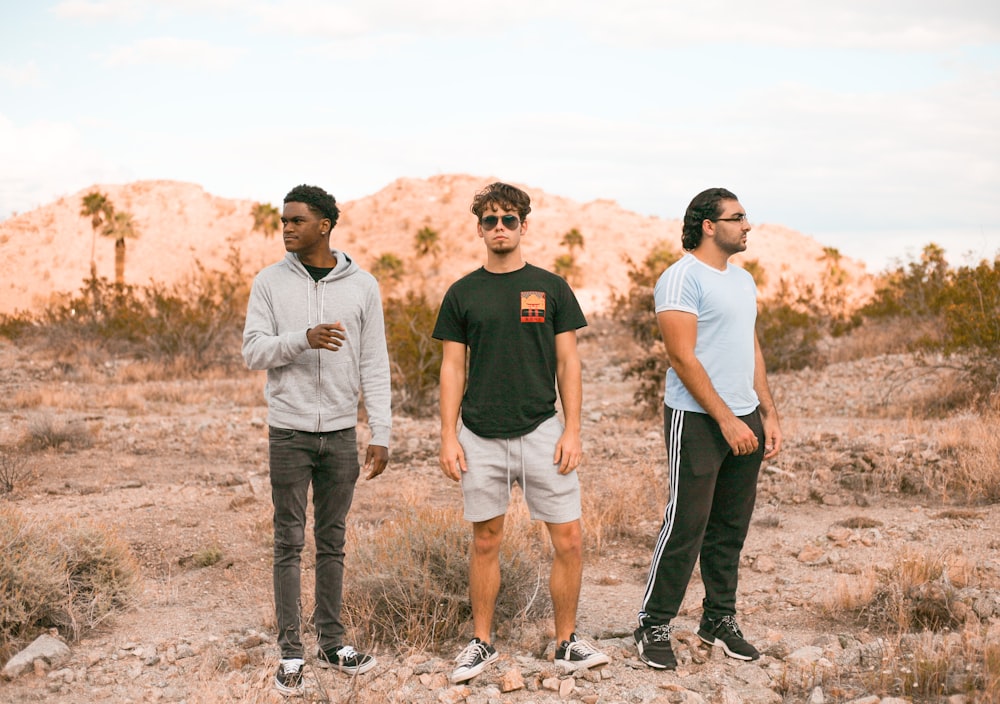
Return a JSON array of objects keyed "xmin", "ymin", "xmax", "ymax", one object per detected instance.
[
  {"xmin": 283, "ymin": 184, "xmax": 340, "ymax": 229},
  {"xmin": 470, "ymin": 182, "xmax": 532, "ymax": 221},
  {"xmin": 681, "ymin": 187, "xmax": 738, "ymax": 250}
]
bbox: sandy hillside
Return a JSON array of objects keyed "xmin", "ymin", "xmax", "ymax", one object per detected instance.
[{"xmin": 0, "ymin": 176, "xmax": 872, "ymax": 316}]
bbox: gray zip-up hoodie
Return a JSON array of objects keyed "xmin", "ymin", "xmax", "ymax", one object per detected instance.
[{"xmin": 242, "ymin": 249, "xmax": 391, "ymax": 448}]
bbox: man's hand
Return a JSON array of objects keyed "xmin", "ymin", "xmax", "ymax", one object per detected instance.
[
  {"xmin": 720, "ymin": 416, "xmax": 759, "ymax": 457},
  {"xmin": 439, "ymin": 434, "xmax": 467, "ymax": 482},
  {"xmin": 363, "ymin": 444, "xmax": 388, "ymax": 479},
  {"xmin": 307, "ymin": 322, "xmax": 345, "ymax": 351},
  {"xmin": 553, "ymin": 429, "xmax": 582, "ymax": 475}
]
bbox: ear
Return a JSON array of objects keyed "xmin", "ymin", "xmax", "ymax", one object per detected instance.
[{"xmin": 321, "ymin": 218, "xmax": 332, "ymax": 236}]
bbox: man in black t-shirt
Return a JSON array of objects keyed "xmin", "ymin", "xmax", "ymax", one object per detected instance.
[{"xmin": 433, "ymin": 182, "xmax": 609, "ymax": 683}]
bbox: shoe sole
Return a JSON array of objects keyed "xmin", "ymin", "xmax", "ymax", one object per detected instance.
[
  {"xmin": 635, "ymin": 642, "xmax": 676, "ymax": 670},
  {"xmin": 449, "ymin": 651, "xmax": 499, "ymax": 683},
  {"xmin": 274, "ymin": 678, "xmax": 305, "ymax": 696},
  {"xmin": 697, "ymin": 633, "xmax": 758, "ymax": 661},
  {"xmin": 555, "ymin": 653, "xmax": 610, "ymax": 672},
  {"xmin": 316, "ymin": 658, "xmax": 378, "ymax": 675}
]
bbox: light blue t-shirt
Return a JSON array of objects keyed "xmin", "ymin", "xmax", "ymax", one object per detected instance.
[{"xmin": 653, "ymin": 253, "xmax": 759, "ymax": 415}]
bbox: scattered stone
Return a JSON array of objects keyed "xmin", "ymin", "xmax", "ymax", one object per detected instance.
[{"xmin": 2, "ymin": 634, "xmax": 71, "ymax": 680}]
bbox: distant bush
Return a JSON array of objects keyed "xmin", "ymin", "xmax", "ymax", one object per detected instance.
[
  {"xmin": 383, "ymin": 291, "xmax": 442, "ymax": 416},
  {"xmin": 343, "ymin": 504, "xmax": 549, "ymax": 651},
  {"xmin": 1, "ymin": 247, "xmax": 250, "ymax": 372},
  {"xmin": 0, "ymin": 504, "xmax": 140, "ymax": 660},
  {"xmin": 609, "ymin": 242, "xmax": 680, "ymax": 418},
  {"xmin": 862, "ymin": 245, "xmax": 1000, "ymax": 409},
  {"xmin": 0, "ymin": 445, "xmax": 33, "ymax": 496}
]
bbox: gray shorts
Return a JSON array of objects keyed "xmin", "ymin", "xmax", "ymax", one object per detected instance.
[{"xmin": 458, "ymin": 415, "xmax": 581, "ymax": 524}]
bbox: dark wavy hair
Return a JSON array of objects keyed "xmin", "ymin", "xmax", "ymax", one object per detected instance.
[
  {"xmin": 284, "ymin": 184, "xmax": 340, "ymax": 229},
  {"xmin": 681, "ymin": 187, "xmax": 738, "ymax": 250},
  {"xmin": 470, "ymin": 182, "xmax": 532, "ymax": 221}
]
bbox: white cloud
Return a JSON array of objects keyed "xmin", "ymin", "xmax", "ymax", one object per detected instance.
[
  {"xmin": 0, "ymin": 113, "xmax": 127, "ymax": 217},
  {"xmin": 0, "ymin": 62, "xmax": 40, "ymax": 87},
  {"xmin": 51, "ymin": 0, "xmax": 145, "ymax": 21},
  {"xmin": 101, "ymin": 37, "xmax": 246, "ymax": 70}
]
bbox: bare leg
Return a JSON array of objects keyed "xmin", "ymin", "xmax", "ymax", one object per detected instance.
[
  {"xmin": 547, "ymin": 519, "xmax": 583, "ymax": 643},
  {"xmin": 470, "ymin": 515, "xmax": 505, "ymax": 643}
]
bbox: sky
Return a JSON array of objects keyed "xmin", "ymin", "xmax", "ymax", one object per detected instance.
[{"xmin": 1, "ymin": 0, "xmax": 999, "ymax": 273}]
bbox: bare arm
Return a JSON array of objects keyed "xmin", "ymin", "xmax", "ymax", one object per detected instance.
[
  {"xmin": 753, "ymin": 332, "xmax": 782, "ymax": 460},
  {"xmin": 554, "ymin": 330, "xmax": 583, "ymax": 475},
  {"xmin": 657, "ymin": 310, "xmax": 759, "ymax": 456},
  {"xmin": 438, "ymin": 340, "xmax": 468, "ymax": 481}
]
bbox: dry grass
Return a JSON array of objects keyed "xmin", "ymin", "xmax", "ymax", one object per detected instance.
[
  {"xmin": 344, "ymin": 499, "xmax": 550, "ymax": 655},
  {"xmin": 0, "ymin": 444, "xmax": 34, "ymax": 495},
  {"xmin": 24, "ymin": 414, "xmax": 94, "ymax": 450},
  {"xmin": 581, "ymin": 459, "xmax": 667, "ymax": 554},
  {"xmin": 0, "ymin": 504, "xmax": 140, "ymax": 661}
]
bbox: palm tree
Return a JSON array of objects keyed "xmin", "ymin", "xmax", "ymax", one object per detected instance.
[
  {"xmin": 80, "ymin": 191, "xmax": 113, "ymax": 277},
  {"xmin": 561, "ymin": 228, "xmax": 584, "ymax": 254},
  {"xmin": 102, "ymin": 210, "xmax": 140, "ymax": 284},
  {"xmin": 251, "ymin": 202, "xmax": 281, "ymax": 239},
  {"xmin": 414, "ymin": 226, "xmax": 441, "ymax": 260},
  {"xmin": 553, "ymin": 253, "xmax": 581, "ymax": 286}
]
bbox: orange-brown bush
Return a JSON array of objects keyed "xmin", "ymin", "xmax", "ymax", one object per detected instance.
[
  {"xmin": 0, "ymin": 504, "xmax": 140, "ymax": 661},
  {"xmin": 343, "ymin": 503, "xmax": 549, "ymax": 652},
  {"xmin": 382, "ymin": 291, "xmax": 442, "ymax": 416}
]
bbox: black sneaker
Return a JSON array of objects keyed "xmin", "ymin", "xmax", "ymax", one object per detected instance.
[
  {"xmin": 697, "ymin": 615, "xmax": 760, "ymax": 661},
  {"xmin": 450, "ymin": 637, "xmax": 498, "ymax": 683},
  {"xmin": 316, "ymin": 645, "xmax": 377, "ymax": 675},
  {"xmin": 634, "ymin": 624, "xmax": 677, "ymax": 670},
  {"xmin": 274, "ymin": 658, "xmax": 305, "ymax": 696},
  {"xmin": 554, "ymin": 633, "xmax": 610, "ymax": 671}
]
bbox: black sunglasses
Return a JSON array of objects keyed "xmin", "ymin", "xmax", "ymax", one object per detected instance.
[{"xmin": 480, "ymin": 214, "xmax": 520, "ymax": 231}]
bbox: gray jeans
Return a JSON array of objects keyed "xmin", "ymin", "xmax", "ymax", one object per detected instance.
[{"xmin": 269, "ymin": 426, "xmax": 359, "ymax": 658}]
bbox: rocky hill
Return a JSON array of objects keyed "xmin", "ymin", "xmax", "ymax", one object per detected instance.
[{"xmin": 0, "ymin": 176, "xmax": 872, "ymax": 315}]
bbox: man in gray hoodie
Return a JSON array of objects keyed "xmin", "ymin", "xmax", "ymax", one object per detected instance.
[{"xmin": 242, "ymin": 184, "xmax": 391, "ymax": 696}]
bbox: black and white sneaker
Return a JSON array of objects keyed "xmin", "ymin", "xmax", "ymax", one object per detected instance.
[
  {"xmin": 450, "ymin": 637, "xmax": 498, "ymax": 683},
  {"xmin": 316, "ymin": 645, "xmax": 377, "ymax": 675},
  {"xmin": 554, "ymin": 633, "xmax": 610, "ymax": 671},
  {"xmin": 274, "ymin": 658, "xmax": 305, "ymax": 696},
  {"xmin": 634, "ymin": 624, "xmax": 677, "ymax": 670},
  {"xmin": 697, "ymin": 615, "xmax": 760, "ymax": 661}
]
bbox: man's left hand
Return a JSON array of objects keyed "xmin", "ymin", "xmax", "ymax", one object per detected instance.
[{"xmin": 364, "ymin": 444, "xmax": 389, "ymax": 479}]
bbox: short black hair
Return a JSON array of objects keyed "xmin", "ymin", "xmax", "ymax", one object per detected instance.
[
  {"xmin": 284, "ymin": 184, "xmax": 340, "ymax": 229},
  {"xmin": 681, "ymin": 187, "xmax": 738, "ymax": 250}
]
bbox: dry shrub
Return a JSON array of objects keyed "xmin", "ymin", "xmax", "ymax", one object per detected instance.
[
  {"xmin": 842, "ymin": 547, "xmax": 978, "ymax": 632},
  {"xmin": 582, "ymin": 460, "xmax": 667, "ymax": 554},
  {"xmin": 0, "ymin": 504, "xmax": 140, "ymax": 660},
  {"xmin": 934, "ymin": 413, "xmax": 1000, "ymax": 504},
  {"xmin": 0, "ymin": 445, "xmax": 34, "ymax": 495},
  {"xmin": 858, "ymin": 624, "xmax": 1000, "ymax": 701},
  {"xmin": 343, "ymin": 501, "xmax": 549, "ymax": 653},
  {"xmin": 25, "ymin": 415, "xmax": 93, "ymax": 451}
]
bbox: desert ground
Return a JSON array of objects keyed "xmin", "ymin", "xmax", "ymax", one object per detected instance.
[{"xmin": 1, "ymin": 316, "xmax": 997, "ymax": 704}]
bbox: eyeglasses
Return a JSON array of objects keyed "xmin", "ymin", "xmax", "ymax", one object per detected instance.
[
  {"xmin": 711, "ymin": 214, "xmax": 749, "ymax": 224},
  {"xmin": 480, "ymin": 214, "xmax": 520, "ymax": 231}
]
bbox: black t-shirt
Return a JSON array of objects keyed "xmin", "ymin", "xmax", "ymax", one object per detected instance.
[{"xmin": 432, "ymin": 263, "xmax": 587, "ymax": 438}]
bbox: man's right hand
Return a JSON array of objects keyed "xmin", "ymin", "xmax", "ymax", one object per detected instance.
[
  {"xmin": 307, "ymin": 322, "xmax": 345, "ymax": 351},
  {"xmin": 439, "ymin": 434, "xmax": 467, "ymax": 482},
  {"xmin": 720, "ymin": 416, "xmax": 759, "ymax": 456}
]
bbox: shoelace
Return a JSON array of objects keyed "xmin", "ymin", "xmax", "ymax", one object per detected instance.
[
  {"xmin": 718, "ymin": 616, "xmax": 744, "ymax": 638},
  {"xmin": 281, "ymin": 658, "xmax": 304, "ymax": 674},
  {"xmin": 650, "ymin": 624, "xmax": 673, "ymax": 642},
  {"xmin": 566, "ymin": 638, "xmax": 601, "ymax": 657},
  {"xmin": 336, "ymin": 646, "xmax": 359, "ymax": 660},
  {"xmin": 455, "ymin": 640, "xmax": 488, "ymax": 667}
]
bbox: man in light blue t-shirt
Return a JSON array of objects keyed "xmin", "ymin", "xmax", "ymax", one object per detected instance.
[{"xmin": 634, "ymin": 187, "xmax": 782, "ymax": 671}]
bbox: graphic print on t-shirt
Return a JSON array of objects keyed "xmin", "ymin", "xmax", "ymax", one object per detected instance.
[{"xmin": 520, "ymin": 291, "xmax": 546, "ymax": 323}]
